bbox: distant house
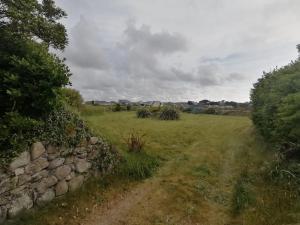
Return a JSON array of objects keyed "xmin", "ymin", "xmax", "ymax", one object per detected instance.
[
  {"xmin": 187, "ymin": 101, "xmax": 197, "ymax": 105},
  {"xmin": 119, "ymin": 99, "xmax": 131, "ymax": 105},
  {"xmin": 140, "ymin": 101, "xmax": 153, "ymax": 106},
  {"xmin": 151, "ymin": 101, "xmax": 161, "ymax": 107},
  {"xmin": 93, "ymin": 101, "xmax": 113, "ymax": 106},
  {"xmin": 221, "ymin": 105, "xmax": 234, "ymax": 109},
  {"xmin": 199, "ymin": 99, "xmax": 210, "ymax": 105}
]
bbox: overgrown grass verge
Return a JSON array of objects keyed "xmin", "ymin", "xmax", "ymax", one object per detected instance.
[
  {"xmin": 79, "ymin": 105, "xmax": 108, "ymax": 117},
  {"xmin": 231, "ymin": 170, "xmax": 255, "ymax": 215},
  {"xmin": 117, "ymin": 152, "xmax": 160, "ymax": 180}
]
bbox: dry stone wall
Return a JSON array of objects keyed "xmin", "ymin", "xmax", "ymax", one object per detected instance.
[{"xmin": 0, "ymin": 137, "xmax": 107, "ymax": 223}]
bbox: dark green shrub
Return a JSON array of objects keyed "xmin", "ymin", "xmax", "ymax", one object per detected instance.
[
  {"xmin": 136, "ymin": 108, "xmax": 151, "ymax": 118},
  {"xmin": 113, "ymin": 104, "xmax": 122, "ymax": 112},
  {"xmin": 0, "ymin": 112, "xmax": 41, "ymax": 167},
  {"xmin": 0, "ymin": 40, "xmax": 71, "ymax": 119},
  {"xmin": 38, "ymin": 108, "xmax": 91, "ymax": 148},
  {"xmin": 149, "ymin": 107, "xmax": 160, "ymax": 113},
  {"xmin": 251, "ymin": 46, "xmax": 300, "ymax": 155},
  {"xmin": 204, "ymin": 108, "xmax": 216, "ymax": 114},
  {"xmin": 159, "ymin": 108, "xmax": 180, "ymax": 120},
  {"xmin": 126, "ymin": 105, "xmax": 132, "ymax": 111},
  {"xmin": 0, "ymin": 107, "xmax": 91, "ymax": 168},
  {"xmin": 182, "ymin": 107, "xmax": 192, "ymax": 113}
]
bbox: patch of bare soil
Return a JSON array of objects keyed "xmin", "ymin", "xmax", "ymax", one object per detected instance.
[{"xmin": 82, "ymin": 180, "xmax": 155, "ymax": 225}]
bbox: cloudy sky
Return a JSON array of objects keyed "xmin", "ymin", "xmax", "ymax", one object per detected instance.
[{"xmin": 56, "ymin": 0, "xmax": 300, "ymax": 102}]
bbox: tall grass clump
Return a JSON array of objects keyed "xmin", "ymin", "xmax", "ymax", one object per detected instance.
[
  {"xmin": 118, "ymin": 152, "xmax": 159, "ymax": 180},
  {"xmin": 232, "ymin": 171, "xmax": 255, "ymax": 215},
  {"xmin": 125, "ymin": 131, "xmax": 146, "ymax": 152},
  {"xmin": 159, "ymin": 108, "xmax": 180, "ymax": 120},
  {"xmin": 136, "ymin": 108, "xmax": 151, "ymax": 118},
  {"xmin": 118, "ymin": 131, "xmax": 159, "ymax": 180}
]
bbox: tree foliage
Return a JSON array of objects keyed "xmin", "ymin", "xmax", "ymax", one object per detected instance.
[
  {"xmin": 61, "ymin": 88, "xmax": 83, "ymax": 109},
  {"xmin": 0, "ymin": 0, "xmax": 71, "ymax": 161},
  {"xmin": 0, "ymin": 0, "xmax": 70, "ymax": 119},
  {"xmin": 0, "ymin": 40, "xmax": 71, "ymax": 118},
  {"xmin": 251, "ymin": 46, "xmax": 300, "ymax": 154},
  {"xmin": 0, "ymin": 0, "xmax": 68, "ymax": 50}
]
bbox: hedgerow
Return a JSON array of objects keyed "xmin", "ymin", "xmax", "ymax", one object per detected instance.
[{"xmin": 251, "ymin": 46, "xmax": 300, "ymax": 156}]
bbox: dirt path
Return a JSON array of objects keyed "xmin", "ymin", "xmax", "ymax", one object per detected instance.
[
  {"xmin": 82, "ymin": 137, "xmax": 246, "ymax": 225},
  {"xmin": 84, "ymin": 181, "xmax": 154, "ymax": 225}
]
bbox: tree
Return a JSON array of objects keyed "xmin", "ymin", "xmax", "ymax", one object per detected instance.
[
  {"xmin": 0, "ymin": 0, "xmax": 71, "ymax": 160},
  {"xmin": 0, "ymin": 0, "xmax": 68, "ymax": 50},
  {"xmin": 0, "ymin": 0, "xmax": 71, "ymax": 118}
]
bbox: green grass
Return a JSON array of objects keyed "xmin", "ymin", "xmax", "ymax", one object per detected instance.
[
  {"xmin": 8, "ymin": 107, "xmax": 300, "ymax": 225},
  {"xmin": 79, "ymin": 104, "xmax": 109, "ymax": 117},
  {"xmin": 231, "ymin": 170, "xmax": 255, "ymax": 215},
  {"xmin": 82, "ymin": 108, "xmax": 300, "ymax": 225},
  {"xmin": 117, "ymin": 152, "xmax": 160, "ymax": 180}
]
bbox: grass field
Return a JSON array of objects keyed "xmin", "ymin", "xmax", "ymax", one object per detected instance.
[{"xmin": 7, "ymin": 108, "xmax": 300, "ymax": 225}]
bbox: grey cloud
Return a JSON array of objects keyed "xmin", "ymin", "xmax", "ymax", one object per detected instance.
[
  {"xmin": 56, "ymin": 0, "xmax": 299, "ymax": 102},
  {"xmin": 199, "ymin": 53, "xmax": 243, "ymax": 64},
  {"xmin": 65, "ymin": 16, "xmax": 110, "ymax": 70},
  {"xmin": 172, "ymin": 64, "xmax": 245, "ymax": 86},
  {"xmin": 66, "ymin": 18, "xmax": 246, "ymax": 101},
  {"xmin": 123, "ymin": 22, "xmax": 188, "ymax": 55}
]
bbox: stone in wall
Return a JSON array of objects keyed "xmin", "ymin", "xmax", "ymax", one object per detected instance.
[
  {"xmin": 47, "ymin": 145, "xmax": 60, "ymax": 160},
  {"xmin": 36, "ymin": 189, "xmax": 55, "ymax": 206},
  {"xmin": 75, "ymin": 159, "xmax": 91, "ymax": 173},
  {"xmin": 31, "ymin": 142, "xmax": 46, "ymax": 160},
  {"xmin": 68, "ymin": 175, "xmax": 84, "ymax": 192},
  {"xmin": 55, "ymin": 180, "xmax": 68, "ymax": 196},
  {"xmin": 9, "ymin": 151, "xmax": 30, "ymax": 171},
  {"xmin": 0, "ymin": 177, "xmax": 18, "ymax": 195},
  {"xmin": 32, "ymin": 170, "xmax": 49, "ymax": 182},
  {"xmin": 18, "ymin": 174, "xmax": 31, "ymax": 186},
  {"xmin": 14, "ymin": 168, "xmax": 24, "ymax": 176},
  {"xmin": 55, "ymin": 165, "xmax": 71, "ymax": 180},
  {"xmin": 65, "ymin": 172, "xmax": 75, "ymax": 181},
  {"xmin": 49, "ymin": 158, "xmax": 65, "ymax": 169},
  {"xmin": 25, "ymin": 158, "xmax": 49, "ymax": 174},
  {"xmin": 0, "ymin": 207, "xmax": 7, "ymax": 223},
  {"xmin": 8, "ymin": 193, "xmax": 33, "ymax": 218},
  {"xmin": 89, "ymin": 137, "xmax": 98, "ymax": 145},
  {"xmin": 35, "ymin": 176, "xmax": 58, "ymax": 194}
]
